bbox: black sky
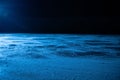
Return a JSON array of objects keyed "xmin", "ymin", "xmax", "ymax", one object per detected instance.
[{"xmin": 0, "ymin": 0, "xmax": 119, "ymax": 34}]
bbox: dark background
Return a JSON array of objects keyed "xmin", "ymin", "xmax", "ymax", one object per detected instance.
[{"xmin": 0, "ymin": 0, "xmax": 119, "ymax": 34}]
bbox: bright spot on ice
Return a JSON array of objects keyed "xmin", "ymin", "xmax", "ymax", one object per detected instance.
[{"xmin": 0, "ymin": 37, "xmax": 12, "ymax": 46}]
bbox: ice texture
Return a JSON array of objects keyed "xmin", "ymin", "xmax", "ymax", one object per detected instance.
[{"xmin": 0, "ymin": 34, "xmax": 120, "ymax": 80}]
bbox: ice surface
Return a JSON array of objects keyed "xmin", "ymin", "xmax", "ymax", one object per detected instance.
[{"xmin": 0, "ymin": 34, "xmax": 120, "ymax": 80}]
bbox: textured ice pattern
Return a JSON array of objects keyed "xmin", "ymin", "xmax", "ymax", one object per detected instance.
[
  {"xmin": 0, "ymin": 34, "xmax": 120, "ymax": 80},
  {"xmin": 0, "ymin": 34, "xmax": 120, "ymax": 58}
]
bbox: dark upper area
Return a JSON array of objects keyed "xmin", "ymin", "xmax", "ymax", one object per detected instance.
[{"xmin": 0, "ymin": 0, "xmax": 119, "ymax": 34}]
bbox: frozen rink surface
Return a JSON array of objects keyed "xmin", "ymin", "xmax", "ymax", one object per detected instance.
[{"xmin": 0, "ymin": 34, "xmax": 120, "ymax": 80}]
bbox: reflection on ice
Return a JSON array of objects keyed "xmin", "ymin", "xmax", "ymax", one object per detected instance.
[
  {"xmin": 0, "ymin": 34, "xmax": 120, "ymax": 58},
  {"xmin": 0, "ymin": 34, "xmax": 120, "ymax": 80}
]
